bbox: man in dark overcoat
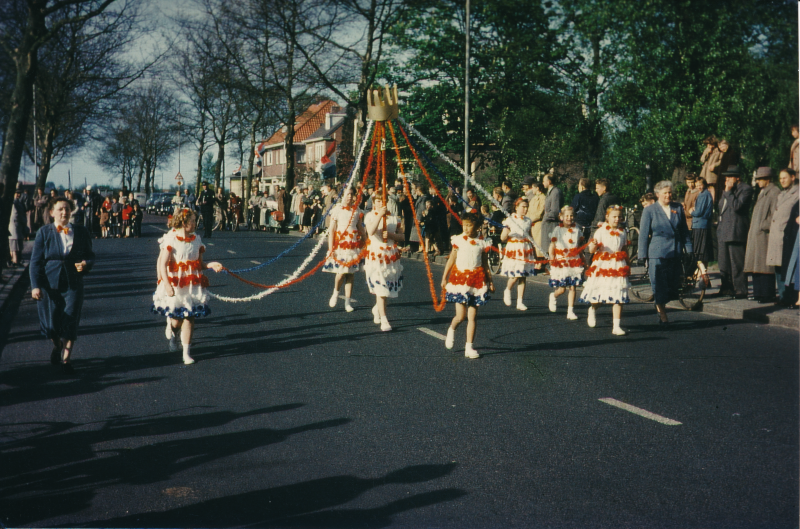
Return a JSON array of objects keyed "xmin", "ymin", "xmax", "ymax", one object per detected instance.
[
  {"xmin": 197, "ymin": 181, "xmax": 215, "ymax": 238},
  {"xmin": 717, "ymin": 165, "xmax": 754, "ymax": 298}
]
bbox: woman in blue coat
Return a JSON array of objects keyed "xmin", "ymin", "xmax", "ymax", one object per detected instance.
[
  {"xmin": 638, "ymin": 181, "xmax": 693, "ymax": 323},
  {"xmin": 30, "ymin": 197, "xmax": 95, "ymax": 373}
]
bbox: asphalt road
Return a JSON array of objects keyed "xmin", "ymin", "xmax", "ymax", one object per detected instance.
[{"xmin": 1, "ymin": 214, "xmax": 797, "ymax": 528}]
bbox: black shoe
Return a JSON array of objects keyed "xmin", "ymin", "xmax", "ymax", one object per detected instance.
[
  {"xmin": 61, "ymin": 361, "xmax": 74, "ymax": 374},
  {"xmin": 734, "ymin": 293, "xmax": 748, "ymax": 300},
  {"xmin": 50, "ymin": 342, "xmax": 62, "ymax": 365}
]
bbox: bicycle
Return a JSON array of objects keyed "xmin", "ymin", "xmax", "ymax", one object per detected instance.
[
  {"xmin": 486, "ymin": 227, "xmax": 503, "ymax": 274},
  {"xmin": 629, "ymin": 252, "xmax": 706, "ymax": 309}
]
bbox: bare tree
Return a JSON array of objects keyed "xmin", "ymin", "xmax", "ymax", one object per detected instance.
[
  {"xmin": 26, "ymin": 1, "xmax": 148, "ymax": 189},
  {"xmin": 0, "ymin": 0, "xmax": 120, "ymax": 271}
]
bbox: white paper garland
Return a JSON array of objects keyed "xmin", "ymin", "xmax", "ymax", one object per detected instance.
[{"xmin": 208, "ymin": 120, "xmax": 375, "ymax": 303}]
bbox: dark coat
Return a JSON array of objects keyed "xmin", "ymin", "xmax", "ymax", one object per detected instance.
[
  {"xmin": 571, "ymin": 189, "xmax": 598, "ymax": 227},
  {"xmin": 638, "ymin": 202, "xmax": 693, "ymax": 260},
  {"xmin": 717, "ymin": 183, "xmax": 754, "ymax": 243},
  {"xmin": 593, "ymin": 192, "xmax": 620, "ymax": 229},
  {"xmin": 30, "ymin": 223, "xmax": 95, "ymax": 340}
]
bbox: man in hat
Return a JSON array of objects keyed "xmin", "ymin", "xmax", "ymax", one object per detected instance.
[
  {"xmin": 683, "ymin": 173, "xmax": 699, "ymax": 230},
  {"xmin": 744, "ymin": 168, "xmax": 780, "ymax": 302},
  {"xmin": 500, "ymin": 180, "xmax": 517, "ymax": 214},
  {"xmin": 716, "ymin": 165, "xmax": 753, "ymax": 298},
  {"xmin": 197, "ymin": 181, "xmax": 215, "ymax": 238}
]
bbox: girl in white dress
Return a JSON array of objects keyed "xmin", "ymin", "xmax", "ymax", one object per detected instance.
[
  {"xmin": 363, "ymin": 196, "xmax": 405, "ymax": 331},
  {"xmin": 579, "ymin": 206, "xmax": 631, "ymax": 335},
  {"xmin": 441, "ymin": 211, "xmax": 495, "ymax": 359},
  {"xmin": 500, "ymin": 198, "xmax": 537, "ymax": 310},
  {"xmin": 548, "ymin": 206, "xmax": 585, "ymax": 320},
  {"xmin": 152, "ymin": 208, "xmax": 223, "ymax": 364},
  {"xmin": 323, "ymin": 188, "xmax": 366, "ymax": 312}
]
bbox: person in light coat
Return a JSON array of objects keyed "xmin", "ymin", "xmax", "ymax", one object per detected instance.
[
  {"xmin": 540, "ymin": 174, "xmax": 562, "ymax": 257},
  {"xmin": 766, "ymin": 168, "xmax": 798, "ymax": 303},
  {"xmin": 744, "ymin": 168, "xmax": 781, "ymax": 302}
]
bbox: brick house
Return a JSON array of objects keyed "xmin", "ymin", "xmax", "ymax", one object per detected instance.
[{"xmin": 256, "ymin": 100, "xmax": 344, "ymax": 192}]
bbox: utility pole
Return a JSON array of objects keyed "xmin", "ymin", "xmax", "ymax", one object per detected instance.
[
  {"xmin": 33, "ymin": 83, "xmax": 38, "ymax": 184},
  {"xmin": 463, "ymin": 0, "xmax": 470, "ymax": 192}
]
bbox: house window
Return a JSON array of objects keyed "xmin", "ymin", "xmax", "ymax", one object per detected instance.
[
  {"xmin": 316, "ymin": 143, "xmax": 325, "ymax": 161},
  {"xmin": 266, "ymin": 151, "xmax": 273, "ymax": 166},
  {"xmin": 279, "ymin": 149, "xmax": 286, "ymax": 164},
  {"xmin": 297, "ymin": 146, "xmax": 305, "ymax": 163}
]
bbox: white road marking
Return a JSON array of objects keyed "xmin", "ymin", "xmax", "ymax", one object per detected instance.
[
  {"xmin": 150, "ymin": 225, "xmax": 167, "ymax": 232},
  {"xmin": 339, "ymin": 295, "xmax": 357, "ymax": 302},
  {"xmin": 251, "ymin": 261, "xmax": 261, "ymax": 265},
  {"xmin": 598, "ymin": 398, "xmax": 682, "ymax": 426},
  {"xmin": 227, "ymin": 250, "xmax": 236, "ymax": 254},
  {"xmin": 418, "ymin": 327, "xmax": 446, "ymax": 341},
  {"xmin": 207, "ymin": 243, "xmax": 214, "ymax": 246}
]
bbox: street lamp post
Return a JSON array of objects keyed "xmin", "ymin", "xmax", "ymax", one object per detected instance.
[{"xmin": 464, "ymin": 0, "xmax": 470, "ymax": 192}]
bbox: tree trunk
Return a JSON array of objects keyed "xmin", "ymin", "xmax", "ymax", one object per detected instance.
[
  {"xmin": 144, "ymin": 157, "xmax": 152, "ymax": 196},
  {"xmin": 246, "ymin": 124, "xmax": 256, "ymax": 203},
  {"xmin": 135, "ymin": 160, "xmax": 144, "ymax": 192},
  {"xmin": 35, "ymin": 124, "xmax": 56, "ymax": 190},
  {"xmin": 284, "ymin": 96, "xmax": 296, "ymax": 191},
  {"xmin": 214, "ymin": 141, "xmax": 225, "ymax": 190},
  {"xmin": 585, "ymin": 32, "xmax": 603, "ymax": 172},
  {"xmin": 0, "ymin": 8, "xmax": 43, "ymax": 271}
]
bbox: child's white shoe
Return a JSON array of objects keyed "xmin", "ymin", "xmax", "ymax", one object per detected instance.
[
  {"xmin": 516, "ymin": 301, "xmax": 528, "ymax": 311},
  {"xmin": 612, "ymin": 326, "xmax": 627, "ymax": 336},
  {"xmin": 587, "ymin": 307, "xmax": 596, "ymax": 328},
  {"xmin": 344, "ymin": 298, "xmax": 354, "ymax": 312},
  {"xmin": 380, "ymin": 317, "xmax": 392, "ymax": 332},
  {"xmin": 503, "ymin": 289, "xmax": 512, "ymax": 306},
  {"xmin": 464, "ymin": 343, "xmax": 480, "ymax": 359},
  {"xmin": 169, "ymin": 335, "xmax": 181, "ymax": 353},
  {"xmin": 445, "ymin": 328, "xmax": 455, "ymax": 349},
  {"xmin": 329, "ymin": 291, "xmax": 338, "ymax": 308},
  {"xmin": 372, "ymin": 305, "xmax": 381, "ymax": 324},
  {"xmin": 165, "ymin": 320, "xmax": 174, "ymax": 340},
  {"xmin": 182, "ymin": 344, "xmax": 194, "ymax": 365},
  {"xmin": 548, "ymin": 292, "xmax": 557, "ymax": 312},
  {"xmin": 566, "ymin": 308, "xmax": 578, "ymax": 320}
]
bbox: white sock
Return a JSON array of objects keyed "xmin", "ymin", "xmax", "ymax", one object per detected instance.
[
  {"xmin": 613, "ymin": 318, "xmax": 622, "ymax": 329},
  {"xmin": 182, "ymin": 343, "xmax": 194, "ymax": 364}
]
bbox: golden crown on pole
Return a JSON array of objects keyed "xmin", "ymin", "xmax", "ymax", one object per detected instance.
[{"xmin": 367, "ymin": 85, "xmax": 399, "ymax": 122}]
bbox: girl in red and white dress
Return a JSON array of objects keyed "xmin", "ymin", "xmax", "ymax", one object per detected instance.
[
  {"xmin": 363, "ymin": 196, "xmax": 405, "ymax": 331},
  {"xmin": 500, "ymin": 198, "xmax": 537, "ymax": 311},
  {"xmin": 441, "ymin": 211, "xmax": 495, "ymax": 359},
  {"xmin": 579, "ymin": 206, "xmax": 631, "ymax": 335},
  {"xmin": 548, "ymin": 206, "xmax": 585, "ymax": 320},
  {"xmin": 323, "ymin": 187, "xmax": 366, "ymax": 312},
  {"xmin": 152, "ymin": 208, "xmax": 223, "ymax": 364}
]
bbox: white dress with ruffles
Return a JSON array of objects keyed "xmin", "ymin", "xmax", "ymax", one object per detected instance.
[
  {"xmin": 445, "ymin": 234, "xmax": 490, "ymax": 306},
  {"xmin": 500, "ymin": 214, "xmax": 537, "ymax": 277},
  {"xmin": 363, "ymin": 211, "xmax": 403, "ymax": 297},
  {"xmin": 579, "ymin": 225, "xmax": 630, "ymax": 304},
  {"xmin": 323, "ymin": 205, "xmax": 364, "ymax": 274},
  {"xmin": 549, "ymin": 225, "xmax": 585, "ymax": 287},
  {"xmin": 151, "ymin": 230, "xmax": 211, "ymax": 318}
]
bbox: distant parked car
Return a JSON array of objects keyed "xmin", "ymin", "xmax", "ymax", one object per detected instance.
[{"xmin": 146, "ymin": 193, "xmax": 169, "ymax": 214}]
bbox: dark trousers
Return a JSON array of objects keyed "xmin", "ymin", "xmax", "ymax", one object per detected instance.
[
  {"xmin": 750, "ymin": 273, "xmax": 775, "ymax": 300},
  {"xmin": 718, "ymin": 241, "xmax": 746, "ymax": 295},
  {"xmin": 201, "ymin": 208, "xmax": 213, "ymax": 238}
]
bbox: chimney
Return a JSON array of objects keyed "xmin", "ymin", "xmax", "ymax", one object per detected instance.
[{"xmin": 325, "ymin": 113, "xmax": 332, "ymax": 130}]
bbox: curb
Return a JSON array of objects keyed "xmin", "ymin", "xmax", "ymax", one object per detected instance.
[{"xmin": 400, "ymin": 251, "xmax": 799, "ymax": 330}]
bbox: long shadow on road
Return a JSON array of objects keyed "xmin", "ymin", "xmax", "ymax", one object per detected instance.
[
  {"xmin": 83, "ymin": 463, "xmax": 464, "ymax": 528},
  {"xmin": 1, "ymin": 408, "xmax": 347, "ymax": 526}
]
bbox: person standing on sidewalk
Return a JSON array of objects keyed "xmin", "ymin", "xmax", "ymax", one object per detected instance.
[
  {"xmin": 8, "ymin": 188, "xmax": 27, "ymax": 268},
  {"xmin": 716, "ymin": 165, "xmax": 753, "ymax": 298},
  {"xmin": 767, "ymin": 168, "xmax": 798, "ymax": 305},
  {"xmin": 744, "ymin": 168, "xmax": 780, "ymax": 302},
  {"xmin": 197, "ymin": 182, "xmax": 215, "ymax": 238},
  {"xmin": 540, "ymin": 174, "xmax": 562, "ymax": 257}
]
